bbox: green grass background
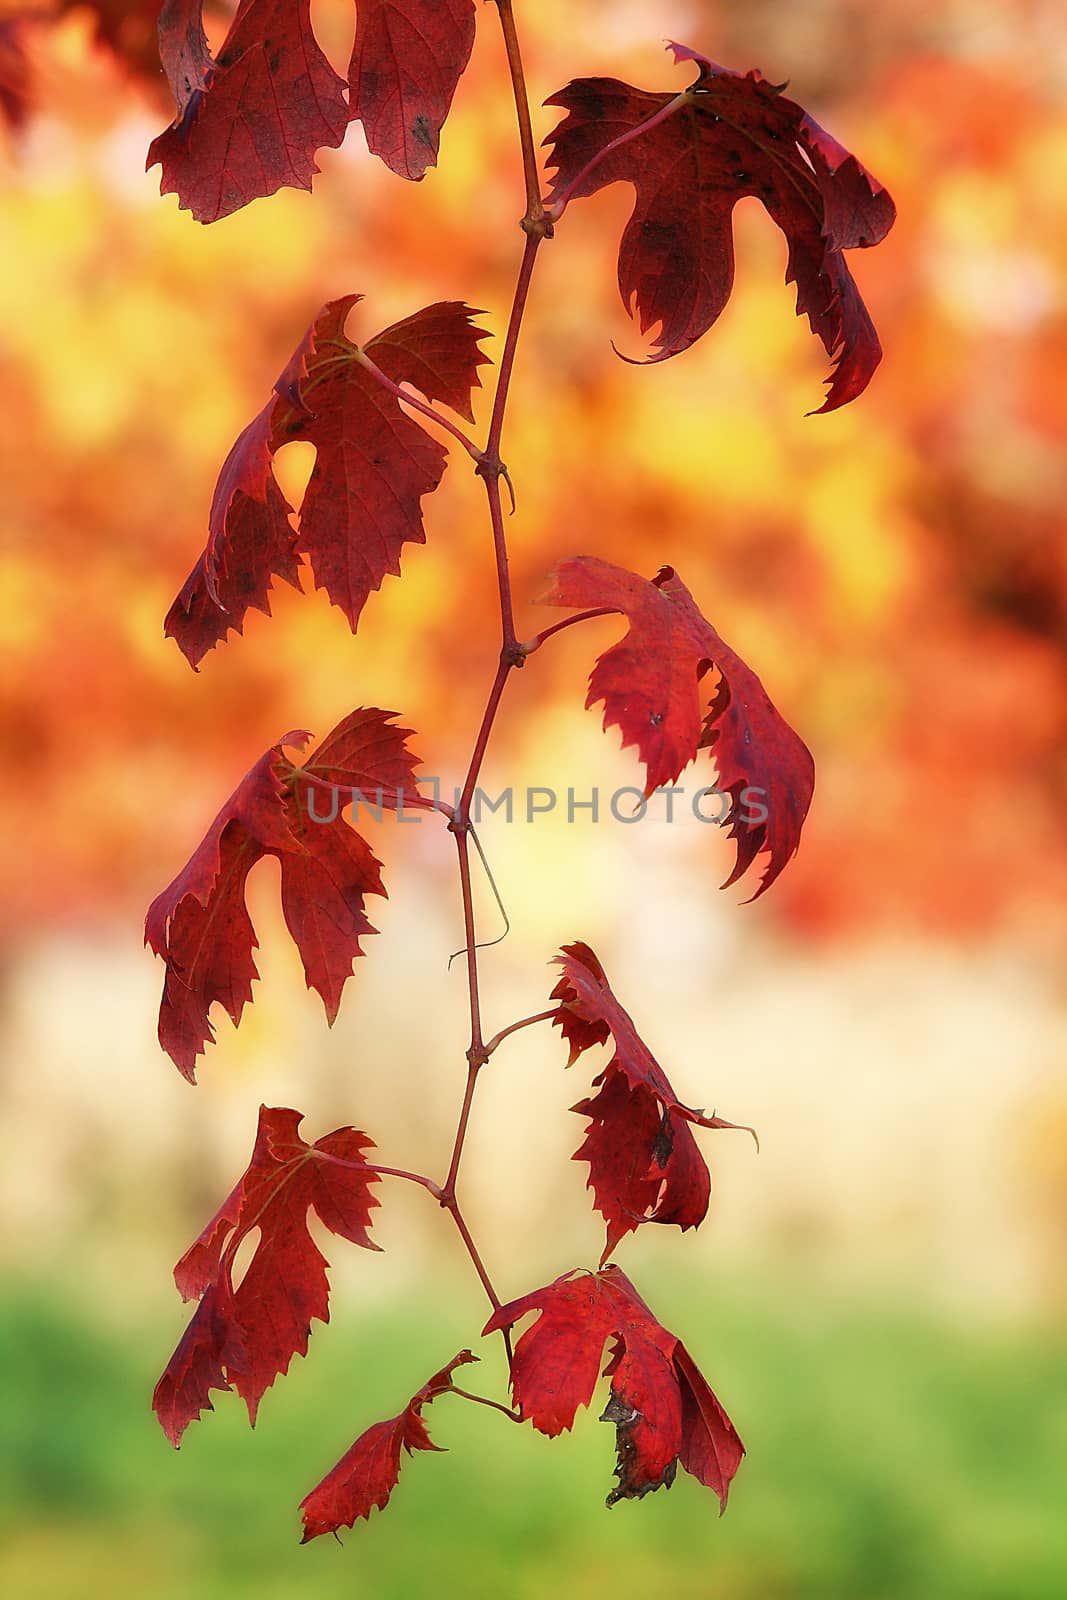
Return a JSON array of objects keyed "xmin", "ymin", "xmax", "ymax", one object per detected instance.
[{"xmin": 2, "ymin": 1265, "xmax": 1065, "ymax": 1600}]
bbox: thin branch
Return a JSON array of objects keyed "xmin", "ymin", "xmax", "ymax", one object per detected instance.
[
  {"xmin": 431, "ymin": 0, "xmax": 552, "ymax": 1380},
  {"xmin": 484, "ymin": 1008, "xmax": 562, "ymax": 1057},
  {"xmin": 451, "ymin": 833, "xmax": 485, "ymax": 1055},
  {"xmin": 476, "ymin": 233, "xmax": 544, "ymax": 654},
  {"xmin": 444, "ymin": 1195, "xmax": 500, "ymax": 1307},
  {"xmin": 493, "ymin": 0, "xmax": 550, "ymax": 233},
  {"xmin": 458, "ymin": 654, "xmax": 514, "ymax": 820},
  {"xmin": 485, "ymin": 230, "xmax": 543, "ymax": 467},
  {"xmin": 443, "ymin": 1057, "xmax": 481, "ymax": 1201}
]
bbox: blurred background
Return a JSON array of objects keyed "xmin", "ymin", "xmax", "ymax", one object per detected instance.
[{"xmin": 1, "ymin": 1, "xmax": 1066, "ymax": 1595}]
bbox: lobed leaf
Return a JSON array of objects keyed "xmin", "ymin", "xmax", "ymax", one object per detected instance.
[
  {"xmin": 148, "ymin": 0, "xmax": 349, "ymax": 224},
  {"xmin": 540, "ymin": 557, "xmax": 815, "ymax": 896},
  {"xmin": 350, "ymin": 0, "xmax": 477, "ymax": 181},
  {"xmin": 484, "ymin": 1265, "xmax": 744, "ymax": 1509},
  {"xmin": 544, "ymin": 42, "xmax": 895, "ymax": 410},
  {"xmin": 145, "ymin": 709, "xmax": 419, "ymax": 1078},
  {"xmin": 165, "ymin": 297, "xmax": 491, "ymax": 663},
  {"xmin": 154, "ymin": 1105, "xmax": 382, "ymax": 1444},
  {"xmin": 299, "ymin": 1350, "xmax": 477, "ymax": 1538},
  {"xmin": 149, "ymin": 0, "xmax": 479, "ymax": 219},
  {"xmin": 551, "ymin": 942, "xmax": 753, "ymax": 1261}
]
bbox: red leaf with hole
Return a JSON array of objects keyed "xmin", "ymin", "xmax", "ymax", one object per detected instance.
[
  {"xmin": 165, "ymin": 401, "xmax": 301, "ymax": 668},
  {"xmin": 484, "ymin": 1265, "xmax": 743, "ymax": 1508},
  {"xmin": 540, "ymin": 557, "xmax": 815, "ymax": 896},
  {"xmin": 148, "ymin": 0, "xmax": 479, "ymax": 218},
  {"xmin": 551, "ymin": 942, "xmax": 753, "ymax": 1261},
  {"xmin": 350, "ymin": 0, "xmax": 477, "ymax": 181},
  {"xmin": 148, "ymin": 0, "xmax": 349, "ymax": 224},
  {"xmin": 165, "ymin": 296, "xmax": 490, "ymax": 664},
  {"xmin": 153, "ymin": 1105, "xmax": 382, "ymax": 1445},
  {"xmin": 145, "ymin": 709, "xmax": 420, "ymax": 1078},
  {"xmin": 545, "ymin": 42, "xmax": 895, "ymax": 410},
  {"xmin": 299, "ymin": 1350, "xmax": 477, "ymax": 1538}
]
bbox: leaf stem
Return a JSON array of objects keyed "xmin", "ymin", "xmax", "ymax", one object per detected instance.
[
  {"xmin": 448, "ymin": 1387, "xmax": 522, "ymax": 1423},
  {"xmin": 484, "ymin": 1008, "xmax": 561, "ymax": 1057},
  {"xmin": 522, "ymin": 607, "xmax": 617, "ymax": 655},
  {"xmin": 311, "ymin": 1151, "xmax": 444, "ymax": 1198},
  {"xmin": 545, "ymin": 91, "xmax": 692, "ymax": 222},
  {"xmin": 352, "ymin": 349, "xmax": 483, "ymax": 463}
]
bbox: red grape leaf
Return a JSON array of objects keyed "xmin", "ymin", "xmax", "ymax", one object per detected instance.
[
  {"xmin": 165, "ymin": 296, "xmax": 490, "ymax": 664},
  {"xmin": 540, "ymin": 556, "xmax": 815, "ymax": 897},
  {"xmin": 544, "ymin": 42, "xmax": 895, "ymax": 411},
  {"xmin": 484, "ymin": 1265, "xmax": 743, "ymax": 1509},
  {"xmin": 153, "ymin": 1105, "xmax": 382, "ymax": 1445},
  {"xmin": 145, "ymin": 709, "xmax": 420, "ymax": 1079},
  {"xmin": 148, "ymin": 0, "xmax": 348, "ymax": 224},
  {"xmin": 551, "ymin": 942, "xmax": 753, "ymax": 1261},
  {"xmin": 299, "ymin": 1349, "xmax": 477, "ymax": 1539},
  {"xmin": 164, "ymin": 401, "xmax": 302, "ymax": 668},
  {"xmin": 349, "ymin": 0, "xmax": 477, "ymax": 181},
  {"xmin": 148, "ymin": 0, "xmax": 479, "ymax": 218}
]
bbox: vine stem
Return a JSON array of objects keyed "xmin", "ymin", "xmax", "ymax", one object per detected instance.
[
  {"xmin": 432, "ymin": 1, "xmax": 553, "ymax": 1360},
  {"xmin": 493, "ymin": 0, "xmax": 550, "ymax": 235}
]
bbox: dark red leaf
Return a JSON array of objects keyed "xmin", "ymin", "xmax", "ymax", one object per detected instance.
[
  {"xmin": 166, "ymin": 296, "xmax": 490, "ymax": 663},
  {"xmin": 164, "ymin": 402, "xmax": 301, "ymax": 668},
  {"xmin": 484, "ymin": 1265, "xmax": 743, "ymax": 1509},
  {"xmin": 148, "ymin": 0, "xmax": 348, "ymax": 224},
  {"xmin": 299, "ymin": 1350, "xmax": 477, "ymax": 1538},
  {"xmin": 151, "ymin": 1281, "xmax": 248, "ymax": 1450},
  {"xmin": 540, "ymin": 557, "xmax": 815, "ymax": 896},
  {"xmin": 545, "ymin": 42, "xmax": 895, "ymax": 411},
  {"xmin": 551, "ymin": 942, "xmax": 753, "ymax": 1260},
  {"xmin": 154, "ymin": 1105, "xmax": 382, "ymax": 1445},
  {"xmin": 0, "ymin": 20, "xmax": 31, "ymax": 130},
  {"xmin": 155, "ymin": 0, "xmax": 212, "ymax": 110},
  {"xmin": 349, "ymin": 0, "xmax": 477, "ymax": 181},
  {"xmin": 145, "ymin": 710, "xmax": 420, "ymax": 1078},
  {"xmin": 147, "ymin": 0, "xmax": 480, "ymax": 217}
]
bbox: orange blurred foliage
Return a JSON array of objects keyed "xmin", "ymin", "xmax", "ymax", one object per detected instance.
[{"xmin": 1, "ymin": 0, "xmax": 1065, "ymax": 947}]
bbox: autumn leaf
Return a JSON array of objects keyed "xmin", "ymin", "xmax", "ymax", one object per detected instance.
[
  {"xmin": 148, "ymin": 0, "xmax": 478, "ymax": 218},
  {"xmin": 551, "ymin": 942, "xmax": 753, "ymax": 1261},
  {"xmin": 165, "ymin": 296, "xmax": 491, "ymax": 664},
  {"xmin": 164, "ymin": 401, "xmax": 301, "ymax": 668},
  {"xmin": 148, "ymin": 0, "xmax": 349, "ymax": 225},
  {"xmin": 350, "ymin": 0, "xmax": 477, "ymax": 181},
  {"xmin": 540, "ymin": 557, "xmax": 815, "ymax": 896},
  {"xmin": 144, "ymin": 709, "xmax": 420, "ymax": 1078},
  {"xmin": 484, "ymin": 1265, "xmax": 743, "ymax": 1509},
  {"xmin": 0, "ymin": 19, "xmax": 31, "ymax": 130},
  {"xmin": 299, "ymin": 1350, "xmax": 477, "ymax": 1539},
  {"xmin": 153, "ymin": 1105, "xmax": 383, "ymax": 1445},
  {"xmin": 545, "ymin": 42, "xmax": 895, "ymax": 411}
]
